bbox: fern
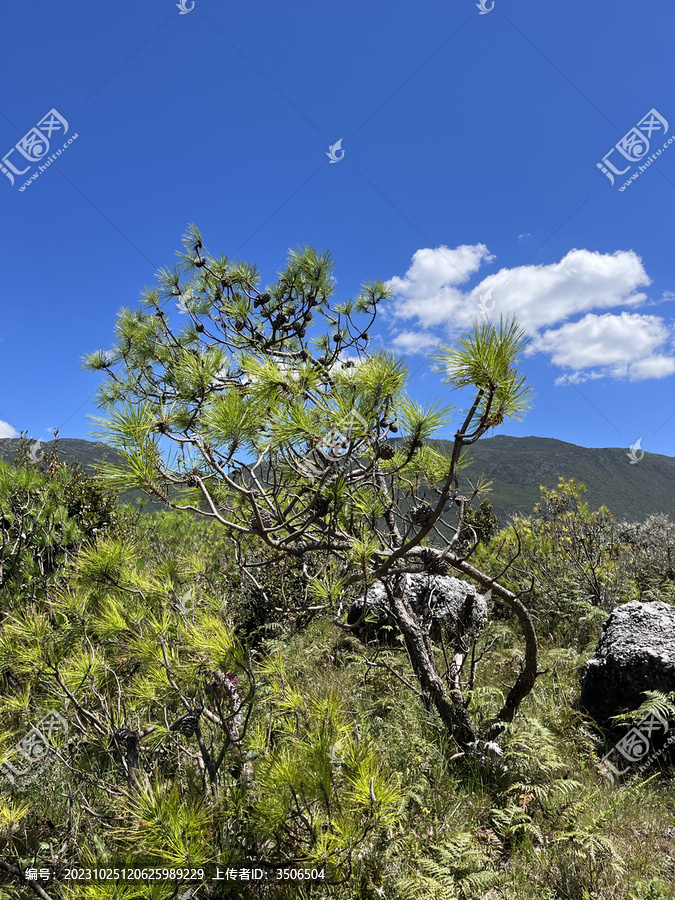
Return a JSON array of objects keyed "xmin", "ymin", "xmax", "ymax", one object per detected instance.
[
  {"xmin": 499, "ymin": 716, "xmax": 569, "ymax": 785},
  {"xmin": 396, "ymin": 832, "xmax": 500, "ymax": 900},
  {"xmin": 609, "ymin": 690, "xmax": 675, "ymax": 729},
  {"xmin": 506, "ymin": 777, "xmax": 584, "ymax": 813},
  {"xmin": 491, "ymin": 803, "xmax": 543, "ymax": 846}
]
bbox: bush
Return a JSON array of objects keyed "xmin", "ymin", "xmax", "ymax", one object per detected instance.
[{"xmin": 0, "ymin": 434, "xmax": 122, "ymax": 607}]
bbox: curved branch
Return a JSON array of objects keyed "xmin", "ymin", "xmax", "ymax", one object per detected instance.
[{"xmin": 445, "ymin": 551, "xmax": 539, "ymax": 723}]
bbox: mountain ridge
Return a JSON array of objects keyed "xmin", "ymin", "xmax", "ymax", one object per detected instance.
[{"xmin": 1, "ymin": 434, "xmax": 673, "ymax": 525}]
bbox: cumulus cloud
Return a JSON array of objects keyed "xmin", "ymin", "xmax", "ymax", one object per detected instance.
[
  {"xmin": 390, "ymin": 330, "xmax": 440, "ymax": 355},
  {"xmin": 534, "ymin": 313, "xmax": 675, "ymax": 382},
  {"xmin": 0, "ymin": 421, "xmax": 19, "ymax": 438},
  {"xmin": 385, "ymin": 244, "xmax": 494, "ymax": 327},
  {"xmin": 384, "ymin": 244, "xmax": 674, "ymax": 383}
]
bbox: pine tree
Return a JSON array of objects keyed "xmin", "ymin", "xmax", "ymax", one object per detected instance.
[{"xmin": 83, "ymin": 226, "xmax": 539, "ymax": 753}]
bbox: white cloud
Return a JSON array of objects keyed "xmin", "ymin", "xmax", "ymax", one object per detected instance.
[
  {"xmin": 390, "ymin": 330, "xmax": 440, "ymax": 355},
  {"xmin": 532, "ymin": 312, "xmax": 669, "ymax": 369},
  {"xmin": 385, "ymin": 244, "xmax": 674, "ymax": 383},
  {"xmin": 466, "ymin": 248, "xmax": 650, "ymax": 333},
  {"xmin": 625, "ymin": 355, "xmax": 675, "ymax": 381},
  {"xmin": 535, "ymin": 312, "xmax": 675, "ymax": 382},
  {"xmin": 385, "ymin": 244, "xmax": 494, "ymax": 327},
  {"xmin": 0, "ymin": 421, "xmax": 19, "ymax": 438}
]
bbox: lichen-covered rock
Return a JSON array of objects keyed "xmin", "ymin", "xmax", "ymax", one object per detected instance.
[
  {"xmin": 580, "ymin": 600, "xmax": 675, "ymax": 727},
  {"xmin": 347, "ymin": 573, "xmax": 489, "ymax": 646}
]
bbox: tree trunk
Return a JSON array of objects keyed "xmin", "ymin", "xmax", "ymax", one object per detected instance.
[
  {"xmin": 447, "ymin": 553, "xmax": 539, "ymax": 724},
  {"xmin": 385, "ymin": 575, "xmax": 476, "ymax": 751}
]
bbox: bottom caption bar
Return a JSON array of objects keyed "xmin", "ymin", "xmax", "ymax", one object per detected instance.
[{"xmin": 27, "ymin": 864, "xmax": 327, "ymax": 884}]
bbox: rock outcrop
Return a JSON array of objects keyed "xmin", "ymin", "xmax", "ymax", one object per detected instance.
[
  {"xmin": 580, "ymin": 600, "xmax": 675, "ymax": 727},
  {"xmin": 347, "ymin": 573, "xmax": 489, "ymax": 647}
]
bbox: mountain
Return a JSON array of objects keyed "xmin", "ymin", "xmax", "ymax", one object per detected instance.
[
  {"xmin": 441, "ymin": 434, "xmax": 675, "ymax": 525},
  {"xmin": 0, "ymin": 438, "xmax": 166, "ymax": 513},
  {"xmin": 1, "ymin": 435, "xmax": 673, "ymax": 526}
]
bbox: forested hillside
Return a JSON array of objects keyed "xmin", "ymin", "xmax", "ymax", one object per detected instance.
[{"xmin": 3, "ymin": 433, "xmax": 674, "ymax": 525}]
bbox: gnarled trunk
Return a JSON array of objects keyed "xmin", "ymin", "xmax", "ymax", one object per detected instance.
[{"xmin": 384, "ymin": 575, "xmax": 476, "ymax": 751}]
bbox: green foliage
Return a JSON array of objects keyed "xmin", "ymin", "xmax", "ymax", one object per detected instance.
[
  {"xmin": 617, "ymin": 514, "xmax": 675, "ymax": 601},
  {"xmin": 4, "ymin": 234, "xmax": 674, "ymax": 899},
  {"xmin": 610, "ymin": 691, "xmax": 675, "ymax": 729},
  {"xmin": 248, "ymin": 664, "xmax": 403, "ymax": 880},
  {"xmin": 81, "ymin": 234, "xmax": 531, "ymax": 611},
  {"xmin": 453, "ymin": 496, "xmax": 500, "ymax": 557},
  {"xmin": 429, "ymin": 314, "xmax": 534, "ymax": 427},
  {"xmin": 395, "ymin": 831, "xmax": 500, "ymax": 900},
  {"xmin": 0, "ymin": 502, "xmax": 673, "ymax": 898},
  {"xmin": 0, "ymin": 433, "xmax": 122, "ymax": 607},
  {"xmin": 79, "ymin": 231, "xmax": 546, "ymax": 771},
  {"xmin": 629, "ymin": 877, "xmax": 673, "ymax": 900},
  {"xmin": 473, "ymin": 477, "xmax": 636, "ymax": 638}
]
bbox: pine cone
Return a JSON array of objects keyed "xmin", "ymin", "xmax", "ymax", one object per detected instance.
[
  {"xmin": 312, "ymin": 497, "xmax": 331, "ymax": 517},
  {"xmin": 186, "ymin": 474, "xmax": 199, "ymax": 487},
  {"xmin": 377, "ymin": 442, "xmax": 395, "ymax": 460},
  {"xmin": 181, "ymin": 710, "xmax": 201, "ymax": 738},
  {"xmin": 113, "ymin": 727, "xmax": 131, "ymax": 743},
  {"xmin": 411, "ymin": 502, "xmax": 433, "ymax": 526},
  {"xmin": 421, "ymin": 548, "xmax": 449, "ymax": 576},
  {"xmin": 250, "ymin": 510, "xmax": 273, "ymax": 531}
]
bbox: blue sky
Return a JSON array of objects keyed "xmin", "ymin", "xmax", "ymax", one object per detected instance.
[{"xmin": 1, "ymin": 0, "xmax": 674, "ymax": 459}]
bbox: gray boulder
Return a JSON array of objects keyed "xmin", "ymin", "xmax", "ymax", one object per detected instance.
[
  {"xmin": 580, "ymin": 600, "xmax": 675, "ymax": 727},
  {"xmin": 347, "ymin": 573, "xmax": 489, "ymax": 646}
]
